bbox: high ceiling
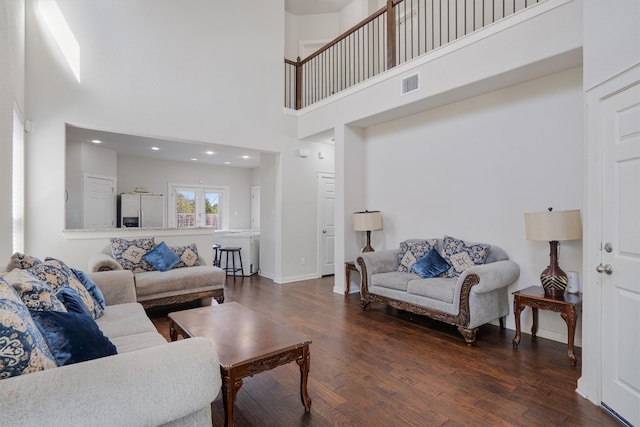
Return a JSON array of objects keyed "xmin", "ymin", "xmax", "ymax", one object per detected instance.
[
  {"xmin": 285, "ymin": 0, "xmax": 354, "ymax": 15},
  {"xmin": 66, "ymin": 126, "xmax": 262, "ymax": 169}
]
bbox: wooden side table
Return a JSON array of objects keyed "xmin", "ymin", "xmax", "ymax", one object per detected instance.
[
  {"xmin": 344, "ymin": 261, "xmax": 358, "ymax": 297},
  {"xmin": 512, "ymin": 286, "xmax": 582, "ymax": 366}
]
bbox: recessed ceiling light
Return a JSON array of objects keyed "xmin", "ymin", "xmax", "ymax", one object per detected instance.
[
  {"xmin": 191, "ymin": 158, "xmax": 198, "ymax": 161},
  {"xmin": 241, "ymin": 155, "xmax": 250, "ymax": 159},
  {"xmin": 91, "ymin": 139, "xmax": 101, "ymax": 144},
  {"xmin": 205, "ymin": 151, "xmax": 214, "ymax": 155},
  {"xmin": 151, "ymin": 146, "xmax": 160, "ymax": 151},
  {"xmin": 224, "ymin": 161, "xmax": 231, "ymax": 165}
]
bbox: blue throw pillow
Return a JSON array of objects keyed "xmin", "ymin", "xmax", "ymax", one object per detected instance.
[
  {"xmin": 56, "ymin": 286, "xmax": 92, "ymax": 316},
  {"xmin": 71, "ymin": 268, "xmax": 106, "ymax": 311},
  {"xmin": 29, "ymin": 310, "xmax": 117, "ymax": 366},
  {"xmin": 143, "ymin": 241, "xmax": 181, "ymax": 272},
  {"xmin": 411, "ymin": 248, "xmax": 451, "ymax": 279}
]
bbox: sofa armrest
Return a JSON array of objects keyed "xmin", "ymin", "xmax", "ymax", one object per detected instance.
[
  {"xmin": 458, "ymin": 260, "xmax": 520, "ymax": 294},
  {"xmin": 89, "ymin": 270, "xmax": 137, "ymax": 305},
  {"xmin": 0, "ymin": 338, "xmax": 220, "ymax": 427},
  {"xmin": 88, "ymin": 252, "xmax": 123, "ymax": 273},
  {"xmin": 356, "ymin": 250, "xmax": 399, "ymax": 275}
]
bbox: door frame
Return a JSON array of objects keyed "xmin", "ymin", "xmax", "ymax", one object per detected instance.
[{"xmin": 579, "ymin": 63, "xmax": 640, "ymax": 412}]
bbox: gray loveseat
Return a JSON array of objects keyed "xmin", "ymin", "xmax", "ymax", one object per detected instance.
[
  {"xmin": 0, "ymin": 269, "xmax": 221, "ymax": 427},
  {"xmin": 89, "ymin": 242, "xmax": 225, "ymax": 308},
  {"xmin": 357, "ymin": 238, "xmax": 520, "ymax": 345}
]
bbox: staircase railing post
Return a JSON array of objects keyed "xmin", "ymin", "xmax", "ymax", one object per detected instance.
[
  {"xmin": 386, "ymin": 0, "xmax": 396, "ymax": 69},
  {"xmin": 295, "ymin": 56, "xmax": 302, "ymax": 110}
]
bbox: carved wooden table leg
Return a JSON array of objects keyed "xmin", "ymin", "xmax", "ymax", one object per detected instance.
[
  {"xmin": 512, "ymin": 298, "xmax": 523, "ymax": 349},
  {"xmin": 297, "ymin": 343, "xmax": 312, "ymax": 411},
  {"xmin": 221, "ymin": 368, "xmax": 243, "ymax": 427},
  {"xmin": 531, "ymin": 307, "xmax": 538, "ymax": 337},
  {"xmin": 561, "ymin": 305, "xmax": 579, "ymax": 366}
]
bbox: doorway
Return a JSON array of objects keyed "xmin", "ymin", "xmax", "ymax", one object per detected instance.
[{"xmin": 317, "ymin": 173, "xmax": 335, "ymax": 276}]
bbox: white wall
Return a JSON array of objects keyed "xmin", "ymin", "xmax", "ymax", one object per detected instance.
[
  {"xmin": 365, "ymin": 67, "xmax": 584, "ymax": 342},
  {"xmin": 0, "ymin": 1, "xmax": 25, "ymax": 260},
  {"xmin": 116, "ymin": 155, "xmax": 253, "ymax": 230},
  {"xmin": 23, "ymin": 0, "xmax": 336, "ymax": 281}
]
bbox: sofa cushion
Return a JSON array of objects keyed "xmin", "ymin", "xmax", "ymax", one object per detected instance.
[
  {"xmin": 397, "ymin": 239, "xmax": 438, "ymax": 272},
  {"xmin": 143, "ymin": 241, "xmax": 181, "ymax": 272},
  {"xmin": 406, "ymin": 277, "xmax": 457, "ymax": 303},
  {"xmin": 29, "ymin": 310, "xmax": 117, "ymax": 366},
  {"xmin": 411, "ymin": 248, "xmax": 450, "ymax": 279},
  {"xmin": 1, "ymin": 269, "xmax": 67, "ymax": 312},
  {"xmin": 441, "ymin": 236, "xmax": 490, "ymax": 278},
  {"xmin": 110, "ymin": 237, "xmax": 155, "ymax": 273},
  {"xmin": 170, "ymin": 243, "xmax": 200, "ymax": 268},
  {"xmin": 0, "ymin": 278, "xmax": 58, "ymax": 379},
  {"xmin": 96, "ymin": 303, "xmax": 159, "ymax": 339},
  {"xmin": 370, "ymin": 271, "xmax": 417, "ymax": 291},
  {"xmin": 109, "ymin": 332, "xmax": 167, "ymax": 353},
  {"xmin": 5, "ymin": 252, "xmax": 42, "ymax": 271}
]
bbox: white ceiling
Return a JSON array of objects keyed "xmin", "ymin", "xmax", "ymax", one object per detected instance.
[
  {"xmin": 66, "ymin": 126, "xmax": 262, "ymax": 169},
  {"xmin": 285, "ymin": 0, "xmax": 354, "ymax": 15}
]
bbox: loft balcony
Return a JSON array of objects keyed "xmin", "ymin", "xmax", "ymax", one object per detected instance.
[{"xmin": 285, "ymin": 0, "xmax": 574, "ymax": 112}]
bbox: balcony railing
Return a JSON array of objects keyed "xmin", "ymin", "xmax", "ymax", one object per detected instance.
[{"xmin": 285, "ymin": 0, "xmax": 540, "ymax": 110}]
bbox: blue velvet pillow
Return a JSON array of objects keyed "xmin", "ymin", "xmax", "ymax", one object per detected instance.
[
  {"xmin": 411, "ymin": 248, "xmax": 451, "ymax": 279},
  {"xmin": 29, "ymin": 310, "xmax": 117, "ymax": 366},
  {"xmin": 143, "ymin": 241, "xmax": 181, "ymax": 272},
  {"xmin": 56, "ymin": 286, "xmax": 92, "ymax": 316},
  {"xmin": 71, "ymin": 268, "xmax": 105, "ymax": 311}
]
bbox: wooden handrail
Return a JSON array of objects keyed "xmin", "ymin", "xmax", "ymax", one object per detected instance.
[{"xmin": 299, "ymin": 1, "xmax": 402, "ymax": 66}]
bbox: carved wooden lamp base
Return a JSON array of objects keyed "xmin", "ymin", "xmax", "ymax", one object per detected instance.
[{"xmin": 540, "ymin": 240, "xmax": 568, "ymax": 298}]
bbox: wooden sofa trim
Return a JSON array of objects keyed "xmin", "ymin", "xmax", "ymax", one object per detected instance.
[
  {"xmin": 139, "ymin": 288, "xmax": 225, "ymax": 309},
  {"xmin": 357, "ymin": 257, "xmax": 489, "ymax": 345}
]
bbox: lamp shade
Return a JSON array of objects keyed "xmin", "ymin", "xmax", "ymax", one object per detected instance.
[
  {"xmin": 524, "ymin": 209, "xmax": 582, "ymax": 241},
  {"xmin": 353, "ymin": 211, "xmax": 382, "ymax": 231}
]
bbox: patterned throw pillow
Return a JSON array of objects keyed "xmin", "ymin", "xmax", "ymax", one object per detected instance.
[
  {"xmin": 0, "ymin": 277, "xmax": 58, "ymax": 379},
  {"xmin": 170, "ymin": 244, "xmax": 200, "ymax": 268},
  {"xmin": 110, "ymin": 237, "xmax": 155, "ymax": 273},
  {"xmin": 441, "ymin": 235, "xmax": 490, "ymax": 278},
  {"xmin": 24, "ymin": 258, "xmax": 75, "ymax": 293},
  {"xmin": 5, "ymin": 252, "xmax": 42, "ymax": 271},
  {"xmin": 1, "ymin": 269, "xmax": 67, "ymax": 312},
  {"xmin": 397, "ymin": 239, "xmax": 438, "ymax": 272},
  {"xmin": 26, "ymin": 258, "xmax": 101, "ymax": 319}
]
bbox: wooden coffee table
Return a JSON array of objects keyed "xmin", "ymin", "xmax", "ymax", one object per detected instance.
[{"xmin": 168, "ymin": 302, "xmax": 312, "ymax": 426}]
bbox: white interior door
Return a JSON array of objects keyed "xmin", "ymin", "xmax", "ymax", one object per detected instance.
[
  {"xmin": 82, "ymin": 173, "xmax": 116, "ymax": 228},
  {"xmin": 318, "ymin": 173, "xmax": 335, "ymax": 276},
  {"xmin": 600, "ymin": 80, "xmax": 640, "ymax": 426}
]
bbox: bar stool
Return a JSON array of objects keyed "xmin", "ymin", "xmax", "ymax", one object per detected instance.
[
  {"xmin": 219, "ymin": 247, "xmax": 243, "ymax": 279},
  {"xmin": 212, "ymin": 244, "xmax": 221, "ymax": 267}
]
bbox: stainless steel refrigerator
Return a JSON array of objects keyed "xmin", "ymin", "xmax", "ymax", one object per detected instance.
[{"xmin": 118, "ymin": 193, "xmax": 164, "ymax": 228}]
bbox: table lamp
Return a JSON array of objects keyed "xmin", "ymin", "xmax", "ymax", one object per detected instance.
[
  {"xmin": 353, "ymin": 210, "xmax": 382, "ymax": 253},
  {"xmin": 524, "ymin": 208, "xmax": 582, "ymax": 298}
]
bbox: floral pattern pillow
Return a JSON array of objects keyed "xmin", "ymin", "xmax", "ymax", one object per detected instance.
[
  {"xmin": 1, "ymin": 269, "xmax": 67, "ymax": 312},
  {"xmin": 171, "ymin": 244, "xmax": 200, "ymax": 268},
  {"xmin": 441, "ymin": 235, "xmax": 490, "ymax": 278},
  {"xmin": 110, "ymin": 237, "xmax": 155, "ymax": 273},
  {"xmin": 397, "ymin": 239, "xmax": 438, "ymax": 272},
  {"xmin": 0, "ymin": 278, "xmax": 58, "ymax": 378},
  {"xmin": 5, "ymin": 252, "xmax": 42, "ymax": 271}
]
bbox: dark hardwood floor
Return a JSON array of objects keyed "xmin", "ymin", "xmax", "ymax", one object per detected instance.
[{"xmin": 148, "ymin": 275, "xmax": 618, "ymax": 427}]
